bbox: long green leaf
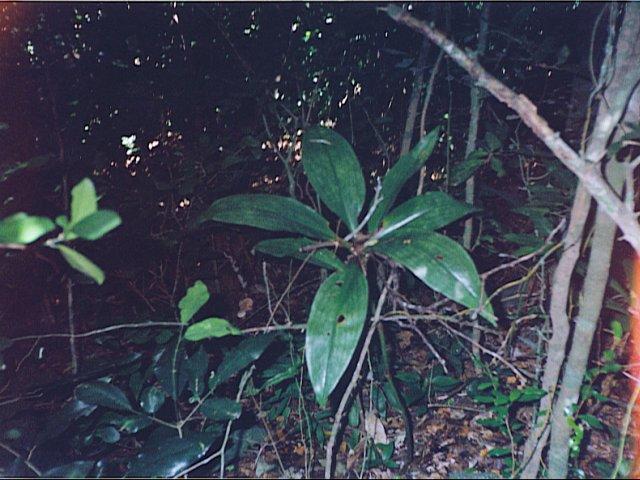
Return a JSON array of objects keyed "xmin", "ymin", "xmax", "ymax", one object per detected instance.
[
  {"xmin": 376, "ymin": 192, "xmax": 477, "ymax": 239},
  {"xmin": 200, "ymin": 397, "xmax": 242, "ymax": 421},
  {"xmin": 254, "ymin": 237, "xmax": 344, "ymax": 270},
  {"xmin": 42, "ymin": 461, "xmax": 95, "ymax": 478},
  {"xmin": 184, "ymin": 318, "xmax": 241, "ymax": 341},
  {"xmin": 302, "ymin": 126, "xmax": 365, "ymax": 232},
  {"xmin": 70, "ymin": 178, "xmax": 98, "ymax": 226},
  {"xmin": 57, "ymin": 244, "xmax": 105, "ymax": 285},
  {"xmin": 0, "ymin": 212, "xmax": 55, "ymax": 244},
  {"xmin": 305, "ymin": 263, "xmax": 368, "ymax": 406},
  {"xmin": 71, "ymin": 210, "xmax": 121, "ymax": 240},
  {"xmin": 179, "ymin": 280, "xmax": 210, "ymax": 324},
  {"xmin": 127, "ymin": 432, "xmax": 214, "ymax": 477},
  {"xmin": 373, "ymin": 232, "xmax": 495, "ymax": 324},
  {"xmin": 449, "ymin": 149, "xmax": 487, "ymax": 187},
  {"xmin": 368, "ymin": 127, "xmax": 440, "ymax": 231},
  {"xmin": 209, "ymin": 334, "xmax": 277, "ymax": 391},
  {"xmin": 75, "ymin": 381, "xmax": 133, "ymax": 411},
  {"xmin": 139, "ymin": 386, "xmax": 166, "ymax": 414},
  {"xmin": 200, "ymin": 194, "xmax": 334, "ymax": 240}
]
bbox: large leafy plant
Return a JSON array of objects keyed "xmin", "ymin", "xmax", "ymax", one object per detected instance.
[{"xmin": 200, "ymin": 126, "xmax": 494, "ymax": 405}]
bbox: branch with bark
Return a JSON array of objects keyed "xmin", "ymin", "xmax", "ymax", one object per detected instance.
[{"xmin": 384, "ymin": 3, "xmax": 640, "ymax": 254}]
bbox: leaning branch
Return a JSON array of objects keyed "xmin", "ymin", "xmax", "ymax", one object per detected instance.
[{"xmin": 384, "ymin": 5, "xmax": 640, "ymax": 254}]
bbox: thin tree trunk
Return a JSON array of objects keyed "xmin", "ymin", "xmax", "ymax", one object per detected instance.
[
  {"xmin": 400, "ymin": 37, "xmax": 430, "ymax": 156},
  {"xmin": 463, "ymin": 4, "xmax": 490, "ymax": 251},
  {"xmin": 520, "ymin": 183, "xmax": 591, "ymax": 478},
  {"xmin": 463, "ymin": 4, "xmax": 490, "ymax": 373},
  {"xmin": 548, "ymin": 158, "xmax": 625, "ymax": 477},
  {"xmin": 522, "ymin": 4, "xmax": 640, "ymax": 475}
]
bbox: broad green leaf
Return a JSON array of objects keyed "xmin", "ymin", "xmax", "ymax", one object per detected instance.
[
  {"xmin": 0, "ymin": 212, "xmax": 55, "ymax": 244},
  {"xmin": 208, "ymin": 334, "xmax": 277, "ymax": 391},
  {"xmin": 449, "ymin": 149, "xmax": 487, "ymax": 187},
  {"xmin": 517, "ymin": 386, "xmax": 547, "ymax": 403},
  {"xmin": 429, "ymin": 375, "xmax": 462, "ymax": 392},
  {"xmin": 95, "ymin": 426, "xmax": 121, "ymax": 444},
  {"xmin": 373, "ymin": 232, "xmax": 495, "ymax": 324},
  {"xmin": 305, "ymin": 263, "xmax": 368, "ymax": 406},
  {"xmin": 375, "ymin": 192, "xmax": 477, "ymax": 239},
  {"xmin": 55, "ymin": 215, "xmax": 69, "ymax": 229},
  {"xmin": 139, "ymin": 386, "xmax": 165, "ymax": 414},
  {"xmin": 368, "ymin": 127, "xmax": 440, "ymax": 230},
  {"xmin": 254, "ymin": 237, "xmax": 344, "ymax": 270},
  {"xmin": 57, "ymin": 244, "xmax": 105, "ymax": 285},
  {"xmin": 611, "ymin": 320, "xmax": 623, "ymax": 341},
  {"xmin": 201, "ymin": 397, "xmax": 242, "ymax": 421},
  {"xmin": 118, "ymin": 415, "xmax": 153, "ymax": 434},
  {"xmin": 302, "ymin": 126, "xmax": 365, "ymax": 231},
  {"xmin": 37, "ymin": 400, "xmax": 96, "ymax": 444},
  {"xmin": 178, "ymin": 280, "xmax": 210, "ymax": 324},
  {"xmin": 126, "ymin": 432, "xmax": 214, "ymax": 477},
  {"xmin": 75, "ymin": 381, "xmax": 133, "ymax": 411},
  {"xmin": 184, "ymin": 317, "xmax": 241, "ymax": 341},
  {"xmin": 42, "ymin": 461, "xmax": 95, "ymax": 478},
  {"xmin": 184, "ymin": 346, "xmax": 209, "ymax": 397},
  {"xmin": 200, "ymin": 194, "xmax": 334, "ymax": 240},
  {"xmin": 154, "ymin": 341, "xmax": 188, "ymax": 400},
  {"xmin": 70, "ymin": 210, "xmax": 121, "ymax": 240},
  {"xmin": 70, "ymin": 178, "xmax": 98, "ymax": 226}
]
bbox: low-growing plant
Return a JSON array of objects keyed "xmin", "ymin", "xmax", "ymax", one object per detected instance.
[{"xmin": 199, "ymin": 125, "xmax": 496, "ymax": 472}]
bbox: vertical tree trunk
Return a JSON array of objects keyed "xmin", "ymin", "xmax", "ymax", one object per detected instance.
[
  {"xmin": 520, "ymin": 184, "xmax": 591, "ymax": 479},
  {"xmin": 463, "ymin": 4, "xmax": 490, "ymax": 250},
  {"xmin": 462, "ymin": 4, "xmax": 490, "ymax": 373},
  {"xmin": 548, "ymin": 158, "xmax": 626, "ymax": 477},
  {"xmin": 400, "ymin": 37, "xmax": 430, "ymax": 156},
  {"xmin": 522, "ymin": 4, "xmax": 640, "ymax": 476}
]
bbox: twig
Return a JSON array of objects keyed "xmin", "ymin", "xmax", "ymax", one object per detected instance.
[
  {"xmin": 251, "ymin": 396, "xmax": 286, "ymax": 476},
  {"xmin": 480, "ymin": 220, "xmax": 565, "ymax": 279},
  {"xmin": 417, "ymin": 49, "xmax": 444, "ymax": 195},
  {"xmin": 344, "ymin": 178, "xmax": 383, "ymax": 242},
  {"xmin": 437, "ymin": 319, "xmax": 530, "ymax": 383},
  {"xmin": 324, "ymin": 278, "xmax": 391, "ymax": 479},
  {"xmin": 7, "ymin": 322, "xmax": 305, "ymax": 343},
  {"xmin": 0, "ymin": 441, "xmax": 42, "ymax": 476},
  {"xmin": 173, "ymin": 366, "xmax": 254, "ymax": 478},
  {"xmin": 611, "ymin": 380, "xmax": 640, "ymax": 478},
  {"xmin": 66, "ymin": 278, "xmax": 78, "ymax": 375},
  {"xmin": 403, "ymin": 323, "xmax": 448, "ymax": 374},
  {"xmin": 0, "ymin": 243, "xmax": 27, "ymax": 250}
]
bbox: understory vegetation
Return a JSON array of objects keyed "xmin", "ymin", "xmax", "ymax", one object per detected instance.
[{"xmin": 1, "ymin": 2, "xmax": 639, "ymax": 478}]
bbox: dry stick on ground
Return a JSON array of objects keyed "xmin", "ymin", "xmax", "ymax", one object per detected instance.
[
  {"xmin": 324, "ymin": 279, "xmax": 391, "ymax": 479},
  {"xmin": 384, "ymin": 4, "xmax": 640, "ymax": 254}
]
